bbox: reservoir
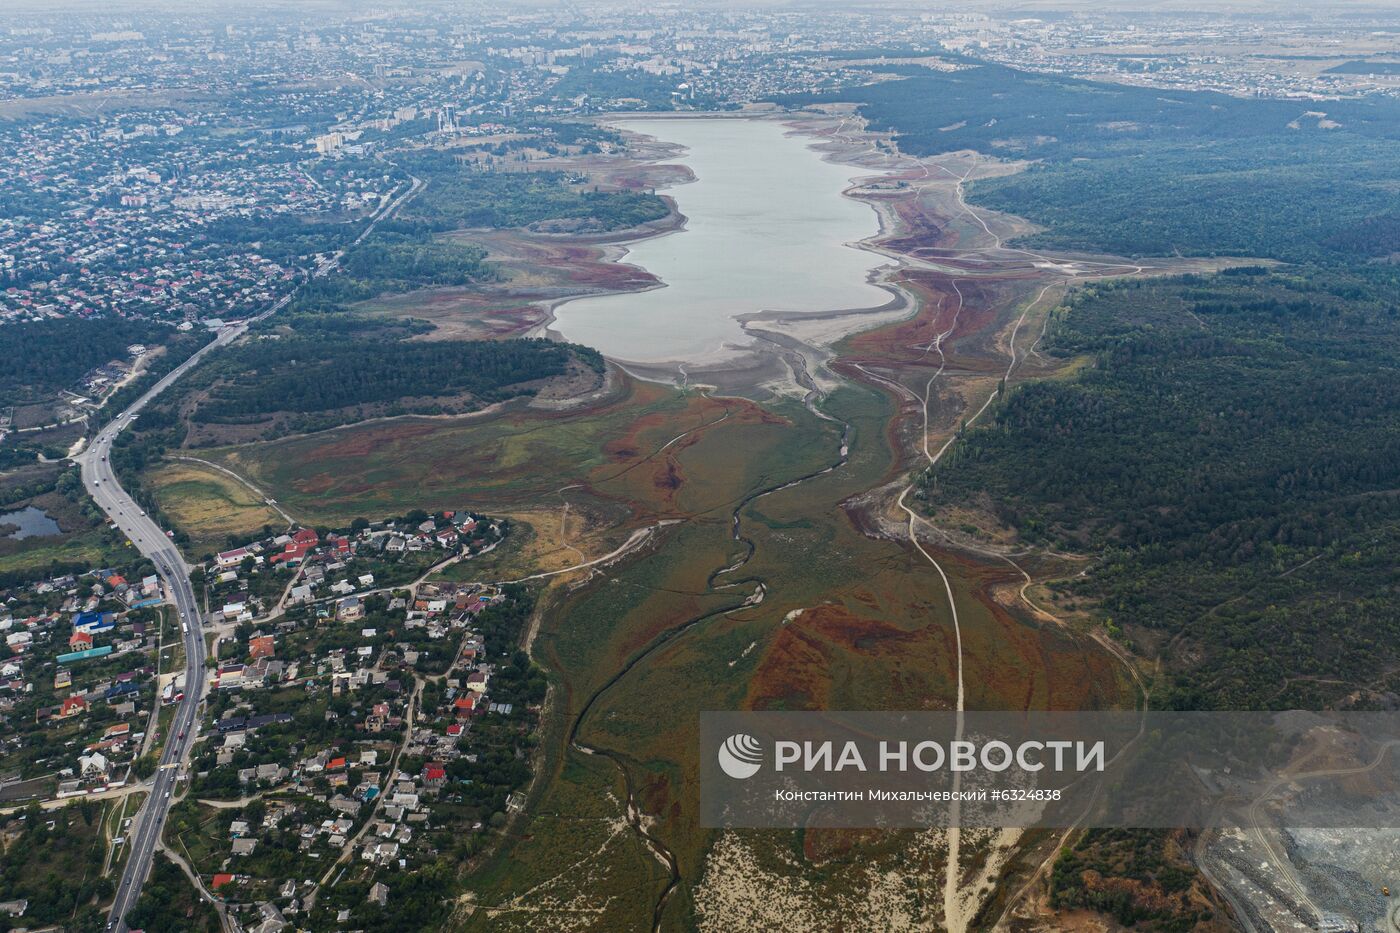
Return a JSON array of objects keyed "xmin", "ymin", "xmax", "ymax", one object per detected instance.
[
  {"xmin": 0, "ymin": 505, "xmax": 61, "ymax": 540},
  {"xmin": 553, "ymin": 118, "xmax": 889, "ymax": 364}
]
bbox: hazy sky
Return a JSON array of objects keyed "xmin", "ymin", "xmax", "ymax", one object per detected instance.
[{"xmin": 9, "ymin": 0, "xmax": 1400, "ymax": 11}]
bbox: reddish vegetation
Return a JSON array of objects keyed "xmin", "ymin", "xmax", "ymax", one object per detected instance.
[
  {"xmin": 593, "ymin": 394, "xmax": 781, "ymax": 517},
  {"xmin": 311, "ymin": 421, "xmax": 439, "ymax": 458},
  {"xmin": 746, "ymin": 604, "xmax": 957, "ymax": 711}
]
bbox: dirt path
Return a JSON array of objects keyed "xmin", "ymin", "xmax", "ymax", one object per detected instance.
[
  {"xmin": 317, "ymin": 678, "xmax": 422, "ymax": 890},
  {"xmin": 159, "ymin": 842, "xmax": 233, "ymax": 932},
  {"xmin": 168, "ymin": 455, "xmax": 297, "ymax": 526}
]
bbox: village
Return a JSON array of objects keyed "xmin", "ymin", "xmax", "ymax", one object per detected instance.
[
  {"xmin": 0, "ymin": 564, "xmax": 173, "ymax": 804},
  {"xmin": 0, "ymin": 506, "xmax": 544, "ymax": 931},
  {"xmin": 178, "ymin": 510, "xmax": 539, "ymax": 930}
]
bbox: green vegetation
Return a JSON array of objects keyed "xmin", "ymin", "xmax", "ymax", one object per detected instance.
[
  {"xmin": 342, "ymin": 223, "xmax": 496, "ymax": 288},
  {"xmin": 309, "ymin": 860, "xmax": 459, "ymax": 932},
  {"xmin": 788, "ymin": 63, "xmax": 1400, "ymax": 160},
  {"xmin": 0, "ymin": 801, "xmax": 114, "ymax": 931},
  {"xmin": 99, "ymin": 327, "xmax": 215, "ymax": 417},
  {"xmin": 399, "ymin": 153, "xmax": 668, "ymax": 232},
  {"xmin": 143, "ymin": 460, "xmax": 285, "ymax": 556},
  {"xmin": 0, "ymin": 466, "xmax": 144, "ymax": 587},
  {"xmin": 1050, "ymin": 830, "xmax": 1208, "ymax": 931},
  {"xmin": 1325, "ymin": 60, "xmax": 1400, "ymax": 75},
  {"xmin": 969, "ymin": 136, "xmax": 1400, "ymax": 262},
  {"xmin": 192, "ymin": 332, "xmax": 595, "ymax": 427},
  {"xmin": 124, "ymin": 855, "xmax": 220, "ymax": 932},
  {"xmin": 920, "ymin": 267, "xmax": 1400, "ymax": 707},
  {"xmin": 538, "ymin": 64, "xmax": 703, "ymax": 110},
  {"xmin": 785, "ymin": 63, "xmax": 1400, "ymax": 262},
  {"xmin": 0, "ymin": 318, "xmax": 166, "ymax": 406}
]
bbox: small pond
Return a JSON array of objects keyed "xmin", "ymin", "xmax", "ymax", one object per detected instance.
[{"xmin": 0, "ymin": 506, "xmax": 61, "ymax": 540}]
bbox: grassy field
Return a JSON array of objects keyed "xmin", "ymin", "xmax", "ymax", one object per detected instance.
[
  {"xmin": 144, "ymin": 460, "xmax": 286, "ymax": 556},
  {"xmin": 200, "ymin": 377, "xmax": 755, "ymax": 525},
  {"xmin": 462, "ymin": 380, "xmax": 1130, "ymax": 930}
]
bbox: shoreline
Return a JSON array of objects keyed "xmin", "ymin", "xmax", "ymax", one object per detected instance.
[{"xmin": 532, "ymin": 111, "xmax": 933, "ymax": 398}]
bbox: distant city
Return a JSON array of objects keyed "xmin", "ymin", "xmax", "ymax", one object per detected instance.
[{"xmin": 3, "ymin": 6, "xmax": 1397, "ymax": 326}]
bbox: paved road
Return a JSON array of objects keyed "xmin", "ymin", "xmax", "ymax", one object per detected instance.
[
  {"xmin": 82, "ymin": 175, "xmax": 421, "ymax": 932},
  {"xmin": 82, "ymin": 443, "xmax": 207, "ymax": 930}
]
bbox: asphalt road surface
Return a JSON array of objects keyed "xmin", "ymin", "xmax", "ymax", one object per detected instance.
[
  {"xmin": 80, "ymin": 367, "xmax": 217, "ymax": 932},
  {"xmin": 85, "ymin": 175, "xmax": 421, "ymax": 931}
]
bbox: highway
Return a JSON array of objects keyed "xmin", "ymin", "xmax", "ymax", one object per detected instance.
[{"xmin": 80, "ymin": 175, "xmax": 421, "ymax": 932}]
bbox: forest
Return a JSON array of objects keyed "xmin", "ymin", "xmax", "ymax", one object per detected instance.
[
  {"xmin": 0, "ymin": 318, "xmax": 167, "ymax": 405},
  {"xmin": 1325, "ymin": 60, "xmax": 1400, "ymax": 75},
  {"xmin": 919, "ymin": 267, "xmax": 1400, "ymax": 708},
  {"xmin": 786, "ymin": 63, "xmax": 1400, "ymax": 159},
  {"xmin": 967, "ymin": 136, "xmax": 1400, "ymax": 262},
  {"xmin": 1049, "ymin": 829, "xmax": 1207, "ymax": 931},
  {"xmin": 398, "ymin": 153, "xmax": 669, "ymax": 232},
  {"xmin": 785, "ymin": 63, "xmax": 1400, "ymax": 262},
  {"xmin": 192, "ymin": 324, "xmax": 599, "ymax": 429}
]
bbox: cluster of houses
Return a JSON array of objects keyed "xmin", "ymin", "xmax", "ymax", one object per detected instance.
[
  {"xmin": 206, "ymin": 513, "xmax": 500, "ymax": 628},
  {"xmin": 0, "ymin": 567, "xmax": 167, "ymax": 795},
  {"xmin": 0, "ymin": 106, "xmax": 389, "ymax": 326},
  {"xmin": 182, "ymin": 573, "xmax": 523, "ymax": 925}
]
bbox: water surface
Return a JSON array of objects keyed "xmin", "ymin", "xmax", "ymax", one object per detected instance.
[
  {"xmin": 553, "ymin": 118, "xmax": 888, "ymax": 363},
  {"xmin": 0, "ymin": 506, "xmax": 61, "ymax": 540}
]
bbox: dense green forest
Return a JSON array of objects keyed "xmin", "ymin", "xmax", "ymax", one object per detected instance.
[
  {"xmin": 1326, "ymin": 60, "xmax": 1400, "ymax": 75},
  {"xmin": 192, "ymin": 321, "xmax": 599, "ymax": 428},
  {"xmin": 784, "ymin": 64, "xmax": 1400, "ymax": 262},
  {"xmin": 0, "ymin": 318, "xmax": 167, "ymax": 404},
  {"xmin": 967, "ymin": 136, "xmax": 1400, "ymax": 262},
  {"xmin": 399, "ymin": 154, "xmax": 669, "ymax": 232},
  {"xmin": 919, "ymin": 268, "xmax": 1400, "ymax": 708},
  {"xmin": 538, "ymin": 63, "xmax": 699, "ymax": 109}
]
